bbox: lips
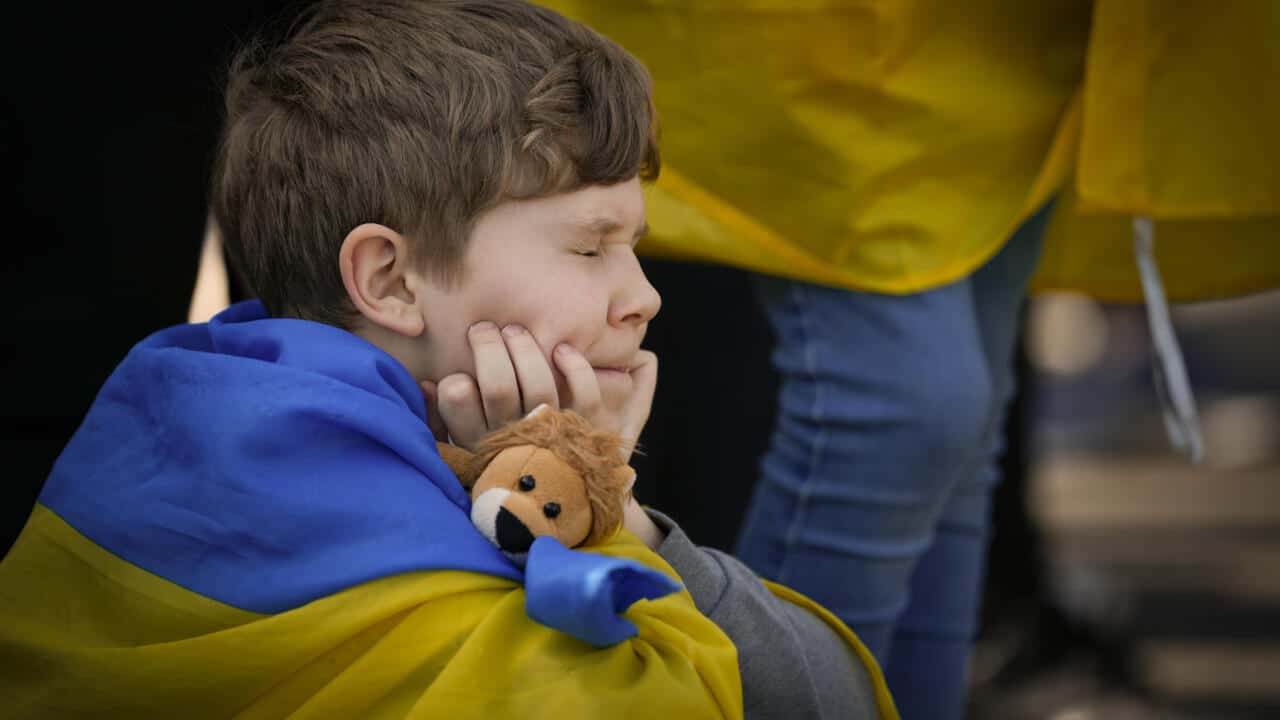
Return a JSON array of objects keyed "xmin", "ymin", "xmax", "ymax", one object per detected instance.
[
  {"xmin": 592, "ymin": 366, "xmax": 634, "ymax": 401},
  {"xmin": 591, "ymin": 359, "xmax": 638, "ymax": 393}
]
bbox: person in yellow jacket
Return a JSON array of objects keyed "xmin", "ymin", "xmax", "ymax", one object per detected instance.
[{"xmin": 536, "ymin": 1, "xmax": 1280, "ymax": 718}]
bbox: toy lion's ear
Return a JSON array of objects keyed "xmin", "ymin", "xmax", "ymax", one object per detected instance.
[{"xmin": 437, "ymin": 442, "xmax": 479, "ymax": 489}]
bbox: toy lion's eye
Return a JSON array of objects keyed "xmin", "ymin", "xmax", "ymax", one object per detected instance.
[
  {"xmin": 518, "ymin": 474, "xmax": 536, "ymax": 491},
  {"xmin": 543, "ymin": 502, "xmax": 561, "ymax": 519}
]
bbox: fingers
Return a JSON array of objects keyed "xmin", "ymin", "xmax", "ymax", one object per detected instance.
[
  {"xmin": 501, "ymin": 324, "xmax": 559, "ymax": 413},
  {"xmin": 435, "ymin": 323, "xmax": 653, "ymax": 456},
  {"xmin": 468, "ymin": 322, "xmax": 521, "ymax": 428},
  {"xmin": 436, "ymin": 373, "xmax": 488, "ymax": 449},
  {"xmin": 434, "ymin": 322, "xmax": 563, "ymax": 449},
  {"xmin": 552, "ymin": 343, "xmax": 601, "ymax": 422},
  {"xmin": 617, "ymin": 350, "xmax": 657, "ymax": 459}
]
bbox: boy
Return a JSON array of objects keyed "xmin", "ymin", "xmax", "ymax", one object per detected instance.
[{"xmin": 0, "ymin": 2, "xmax": 892, "ymax": 717}]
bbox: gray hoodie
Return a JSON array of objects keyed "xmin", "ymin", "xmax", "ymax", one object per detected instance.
[{"xmin": 650, "ymin": 510, "xmax": 884, "ymax": 719}]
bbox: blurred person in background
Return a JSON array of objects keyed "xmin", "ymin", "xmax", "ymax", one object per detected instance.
[{"xmin": 537, "ymin": 2, "xmax": 1280, "ymax": 717}]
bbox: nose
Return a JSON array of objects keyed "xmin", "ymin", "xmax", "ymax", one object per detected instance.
[
  {"xmin": 495, "ymin": 506, "xmax": 536, "ymax": 553},
  {"xmin": 611, "ymin": 252, "xmax": 662, "ymax": 327}
]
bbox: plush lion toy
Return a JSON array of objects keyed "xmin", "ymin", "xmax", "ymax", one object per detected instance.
[{"xmin": 437, "ymin": 406, "xmax": 636, "ymax": 561}]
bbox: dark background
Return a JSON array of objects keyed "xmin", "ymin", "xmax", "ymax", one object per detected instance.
[{"xmin": 2, "ymin": 4, "xmax": 293, "ymax": 553}]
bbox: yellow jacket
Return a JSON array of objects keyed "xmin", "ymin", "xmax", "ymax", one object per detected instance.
[{"xmin": 541, "ymin": 0, "xmax": 1280, "ymax": 302}]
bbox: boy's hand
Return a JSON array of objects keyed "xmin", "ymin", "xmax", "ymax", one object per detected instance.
[
  {"xmin": 420, "ymin": 322, "xmax": 558, "ymax": 448},
  {"xmin": 421, "ymin": 322, "xmax": 666, "ymax": 550},
  {"xmin": 549, "ymin": 340, "xmax": 658, "ymax": 463},
  {"xmin": 421, "ymin": 322, "xmax": 657, "ymax": 462}
]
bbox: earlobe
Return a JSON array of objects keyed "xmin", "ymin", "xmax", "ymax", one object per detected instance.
[{"xmin": 339, "ymin": 223, "xmax": 426, "ymax": 337}]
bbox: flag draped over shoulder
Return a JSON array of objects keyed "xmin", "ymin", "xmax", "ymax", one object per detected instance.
[{"xmin": 0, "ymin": 301, "xmax": 741, "ymax": 719}]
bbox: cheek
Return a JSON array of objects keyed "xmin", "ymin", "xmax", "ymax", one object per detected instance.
[
  {"xmin": 524, "ymin": 282, "xmax": 609, "ymax": 353},
  {"xmin": 452, "ymin": 259, "xmax": 610, "ymax": 362}
]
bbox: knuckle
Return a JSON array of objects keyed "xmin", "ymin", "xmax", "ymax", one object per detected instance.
[
  {"xmin": 438, "ymin": 377, "xmax": 477, "ymax": 405},
  {"xmin": 504, "ymin": 329, "xmax": 538, "ymax": 350},
  {"xmin": 512, "ymin": 349, "xmax": 551, "ymax": 375},
  {"xmin": 484, "ymin": 383, "xmax": 518, "ymax": 407},
  {"xmin": 472, "ymin": 335, "xmax": 506, "ymax": 352},
  {"xmin": 468, "ymin": 324, "xmax": 504, "ymax": 347},
  {"xmin": 523, "ymin": 384, "xmax": 555, "ymax": 401}
]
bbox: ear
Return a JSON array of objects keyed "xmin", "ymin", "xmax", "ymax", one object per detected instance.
[{"xmin": 339, "ymin": 223, "xmax": 425, "ymax": 337}]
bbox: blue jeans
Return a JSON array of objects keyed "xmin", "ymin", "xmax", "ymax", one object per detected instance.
[{"xmin": 736, "ymin": 212, "xmax": 1048, "ymax": 719}]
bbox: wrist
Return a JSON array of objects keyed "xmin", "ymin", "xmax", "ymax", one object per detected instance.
[{"xmin": 624, "ymin": 499, "xmax": 666, "ymax": 551}]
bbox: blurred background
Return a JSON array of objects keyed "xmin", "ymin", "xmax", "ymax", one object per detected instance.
[
  {"xmin": 4, "ymin": 3, "xmax": 1277, "ymax": 719},
  {"xmin": 635, "ymin": 268, "xmax": 1280, "ymax": 720},
  {"xmin": 967, "ymin": 291, "xmax": 1280, "ymax": 719}
]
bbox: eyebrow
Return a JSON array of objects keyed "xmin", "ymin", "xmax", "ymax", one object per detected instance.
[{"xmin": 572, "ymin": 216, "xmax": 649, "ymax": 241}]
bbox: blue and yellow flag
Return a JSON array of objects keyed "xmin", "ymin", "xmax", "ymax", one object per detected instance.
[{"xmin": 0, "ymin": 302, "xmax": 743, "ymax": 718}]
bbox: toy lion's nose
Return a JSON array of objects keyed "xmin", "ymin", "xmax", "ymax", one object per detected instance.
[{"xmin": 496, "ymin": 506, "xmax": 536, "ymax": 553}]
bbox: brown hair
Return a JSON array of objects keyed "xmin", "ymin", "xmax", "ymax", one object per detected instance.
[{"xmin": 211, "ymin": 0, "xmax": 660, "ymax": 327}]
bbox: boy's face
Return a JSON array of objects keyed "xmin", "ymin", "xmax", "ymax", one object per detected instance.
[{"xmin": 416, "ymin": 176, "xmax": 661, "ymax": 430}]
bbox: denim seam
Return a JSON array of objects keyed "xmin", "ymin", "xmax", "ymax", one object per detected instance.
[{"xmin": 777, "ymin": 282, "xmax": 825, "ymax": 587}]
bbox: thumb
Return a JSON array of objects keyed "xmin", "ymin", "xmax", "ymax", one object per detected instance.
[{"xmin": 617, "ymin": 351, "xmax": 657, "ymax": 462}]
